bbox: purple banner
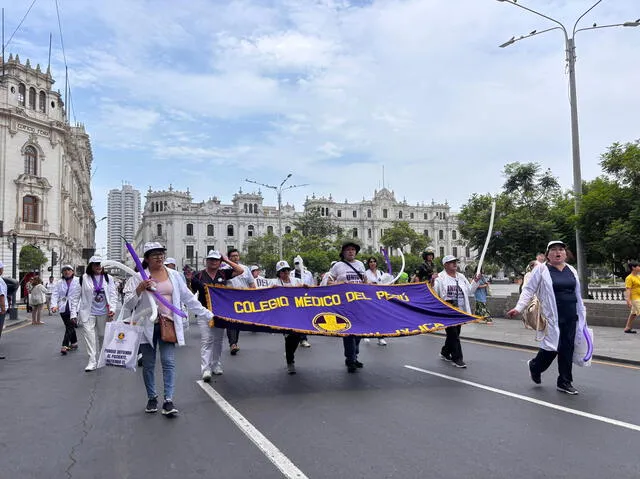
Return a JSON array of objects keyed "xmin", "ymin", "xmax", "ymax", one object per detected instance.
[{"xmin": 206, "ymin": 283, "xmax": 480, "ymax": 337}]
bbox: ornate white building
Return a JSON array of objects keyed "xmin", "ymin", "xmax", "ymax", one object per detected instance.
[
  {"xmin": 134, "ymin": 186, "xmax": 471, "ymax": 268},
  {"xmin": 0, "ymin": 54, "xmax": 96, "ymax": 278}
]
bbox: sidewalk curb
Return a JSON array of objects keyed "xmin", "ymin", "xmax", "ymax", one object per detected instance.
[
  {"xmin": 2, "ymin": 318, "xmax": 31, "ymax": 331},
  {"xmin": 434, "ymin": 332, "xmax": 640, "ymax": 367}
]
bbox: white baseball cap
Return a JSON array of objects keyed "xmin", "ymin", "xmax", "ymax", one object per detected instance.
[
  {"xmin": 61, "ymin": 264, "xmax": 74, "ymax": 271},
  {"xmin": 0, "ymin": 261, "xmax": 4, "ymax": 269},
  {"xmin": 164, "ymin": 257, "xmax": 176, "ymax": 265},
  {"xmin": 442, "ymin": 255, "xmax": 458, "ymax": 264},
  {"xmin": 143, "ymin": 242, "xmax": 166, "ymax": 254},
  {"xmin": 206, "ymin": 250, "xmax": 222, "ymax": 260},
  {"xmin": 250, "ymin": 265, "xmax": 261, "ymax": 272},
  {"xmin": 88, "ymin": 256, "xmax": 102, "ymax": 264},
  {"xmin": 276, "ymin": 260, "xmax": 291, "ymax": 273},
  {"xmin": 546, "ymin": 240, "xmax": 566, "ymax": 252}
]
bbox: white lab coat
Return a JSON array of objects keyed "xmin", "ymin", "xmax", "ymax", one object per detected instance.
[
  {"xmin": 514, "ymin": 263, "xmax": 587, "ymax": 352},
  {"xmin": 77, "ymin": 274, "xmax": 118, "ymax": 325},
  {"xmin": 123, "ymin": 268, "xmax": 213, "ymax": 347},
  {"xmin": 50, "ymin": 277, "xmax": 82, "ymax": 318},
  {"xmin": 433, "ymin": 270, "xmax": 478, "ymax": 315}
]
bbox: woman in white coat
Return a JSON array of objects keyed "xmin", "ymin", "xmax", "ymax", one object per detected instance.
[
  {"xmin": 78, "ymin": 257, "xmax": 117, "ymax": 372},
  {"xmin": 123, "ymin": 242, "xmax": 214, "ymax": 417},
  {"xmin": 508, "ymin": 241, "xmax": 587, "ymax": 395}
]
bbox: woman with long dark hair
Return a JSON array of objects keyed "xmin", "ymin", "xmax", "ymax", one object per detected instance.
[{"xmin": 77, "ymin": 256, "xmax": 117, "ymax": 372}]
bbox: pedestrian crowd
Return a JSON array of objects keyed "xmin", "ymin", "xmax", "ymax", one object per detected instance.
[{"xmin": 1, "ymin": 239, "xmax": 637, "ymax": 417}]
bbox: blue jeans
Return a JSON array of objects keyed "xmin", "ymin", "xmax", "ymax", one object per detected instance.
[
  {"xmin": 343, "ymin": 336, "xmax": 361, "ymax": 362},
  {"xmin": 141, "ymin": 323, "xmax": 176, "ymax": 401}
]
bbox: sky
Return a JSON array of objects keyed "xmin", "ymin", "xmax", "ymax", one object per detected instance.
[{"xmin": 5, "ymin": 0, "xmax": 640, "ymax": 251}]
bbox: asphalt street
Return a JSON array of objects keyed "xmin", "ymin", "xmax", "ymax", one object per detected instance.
[{"xmin": 1, "ymin": 319, "xmax": 639, "ymax": 479}]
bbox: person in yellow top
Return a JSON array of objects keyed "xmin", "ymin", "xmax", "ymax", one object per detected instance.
[{"xmin": 623, "ymin": 261, "xmax": 640, "ymax": 334}]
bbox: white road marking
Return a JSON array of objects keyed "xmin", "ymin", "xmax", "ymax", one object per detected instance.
[
  {"xmin": 197, "ymin": 380, "xmax": 308, "ymax": 479},
  {"xmin": 404, "ymin": 365, "xmax": 640, "ymax": 433}
]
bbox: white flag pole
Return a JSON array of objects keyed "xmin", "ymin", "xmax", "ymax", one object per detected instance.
[{"xmin": 475, "ymin": 201, "xmax": 496, "ymax": 277}]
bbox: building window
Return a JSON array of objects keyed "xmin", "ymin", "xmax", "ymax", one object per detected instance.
[
  {"xmin": 452, "ymin": 247, "xmax": 458, "ymax": 257},
  {"xmin": 399, "ymin": 211, "xmax": 403, "ymax": 219},
  {"xmin": 18, "ymin": 83, "xmax": 26, "ymax": 106},
  {"xmin": 337, "ymin": 227, "xmax": 343, "ymax": 236},
  {"xmin": 247, "ymin": 225, "xmax": 255, "ymax": 237},
  {"xmin": 39, "ymin": 91, "xmax": 46, "ymax": 112},
  {"xmin": 452, "ymin": 230, "xmax": 457, "ymax": 240},
  {"xmin": 368, "ymin": 228, "xmax": 372, "ymax": 239},
  {"xmin": 352, "ymin": 228, "xmax": 358, "ymax": 238},
  {"xmin": 424, "ymin": 213, "xmax": 428, "ymax": 220},
  {"xmin": 227, "ymin": 225, "xmax": 234, "ymax": 236},
  {"xmin": 383, "ymin": 209, "xmax": 388, "ymax": 219},
  {"xmin": 207, "ymin": 245, "xmax": 216, "ymax": 254},
  {"xmin": 439, "ymin": 247, "xmax": 445, "ymax": 257},
  {"xmin": 337, "ymin": 210, "xmax": 342, "ymax": 218},
  {"xmin": 285, "ymin": 226, "xmax": 291, "ymax": 234},
  {"xmin": 157, "ymin": 224, "xmax": 162, "ymax": 236},
  {"xmin": 249, "ymin": 204, "xmax": 254, "ymax": 213},
  {"xmin": 207, "ymin": 224, "xmax": 214, "ymax": 236},
  {"xmin": 439, "ymin": 230, "xmax": 444, "ymax": 240},
  {"xmin": 244, "ymin": 203, "xmax": 248, "ymax": 213},
  {"xmin": 23, "ymin": 195, "xmax": 38, "ymax": 223},
  {"xmin": 186, "ymin": 245, "xmax": 194, "ymax": 259},
  {"xmin": 410, "ymin": 212, "xmax": 414, "ymax": 219},
  {"xmin": 367, "ymin": 209, "xmax": 372, "ymax": 218},
  {"xmin": 186, "ymin": 223, "xmax": 194, "ymax": 236},
  {"xmin": 466, "ymin": 247, "xmax": 471, "ymax": 257},
  {"xmin": 352, "ymin": 210, "xmax": 357, "ymax": 218},
  {"xmin": 423, "ymin": 229, "xmax": 429, "ymax": 237},
  {"xmin": 267, "ymin": 225, "xmax": 274, "ymax": 235},
  {"xmin": 24, "ymin": 146, "xmax": 38, "ymax": 175},
  {"xmin": 254, "ymin": 204, "xmax": 258, "ymax": 214},
  {"xmin": 28, "ymin": 87, "xmax": 36, "ymax": 109}
]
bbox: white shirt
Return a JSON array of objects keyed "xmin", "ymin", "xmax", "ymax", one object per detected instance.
[
  {"xmin": 254, "ymin": 276, "xmax": 272, "ymax": 289},
  {"xmin": 329, "ymin": 260, "xmax": 366, "ymax": 284},
  {"xmin": 433, "ymin": 271, "xmax": 477, "ymax": 314},
  {"xmin": 228, "ymin": 265, "xmax": 257, "ymax": 289},
  {"xmin": 0, "ymin": 277, "xmax": 8, "ymax": 310},
  {"xmin": 293, "ymin": 268, "xmax": 315, "ymax": 286},
  {"xmin": 364, "ymin": 269, "xmax": 383, "ymax": 284},
  {"xmin": 272, "ymin": 276, "xmax": 303, "ymax": 287}
]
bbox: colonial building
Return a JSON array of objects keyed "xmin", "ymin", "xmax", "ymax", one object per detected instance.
[
  {"xmin": 107, "ymin": 184, "xmax": 141, "ymax": 262},
  {"xmin": 134, "ymin": 186, "xmax": 471, "ymax": 268},
  {"xmin": 0, "ymin": 54, "xmax": 96, "ymax": 278}
]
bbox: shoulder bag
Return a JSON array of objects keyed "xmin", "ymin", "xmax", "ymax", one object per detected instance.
[{"xmin": 158, "ymin": 314, "xmax": 177, "ymax": 343}]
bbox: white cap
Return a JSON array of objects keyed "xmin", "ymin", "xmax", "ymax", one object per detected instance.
[
  {"xmin": 276, "ymin": 260, "xmax": 291, "ymax": 273},
  {"xmin": 206, "ymin": 250, "xmax": 222, "ymax": 260},
  {"xmin": 546, "ymin": 240, "xmax": 566, "ymax": 252},
  {"xmin": 293, "ymin": 255, "xmax": 303, "ymax": 265},
  {"xmin": 164, "ymin": 257, "xmax": 176, "ymax": 265},
  {"xmin": 250, "ymin": 265, "xmax": 260, "ymax": 272},
  {"xmin": 442, "ymin": 255, "xmax": 458, "ymax": 264},
  {"xmin": 61, "ymin": 264, "xmax": 74, "ymax": 271},
  {"xmin": 0, "ymin": 261, "xmax": 4, "ymax": 269},
  {"xmin": 88, "ymin": 256, "xmax": 102, "ymax": 264},
  {"xmin": 143, "ymin": 242, "xmax": 166, "ymax": 254}
]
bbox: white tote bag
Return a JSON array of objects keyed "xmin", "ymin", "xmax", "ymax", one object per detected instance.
[
  {"xmin": 97, "ymin": 320, "xmax": 143, "ymax": 371},
  {"xmin": 573, "ymin": 325, "xmax": 594, "ymax": 367}
]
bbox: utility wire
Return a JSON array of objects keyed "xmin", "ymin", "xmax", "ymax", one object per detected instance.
[{"xmin": 3, "ymin": 0, "xmax": 38, "ymax": 50}]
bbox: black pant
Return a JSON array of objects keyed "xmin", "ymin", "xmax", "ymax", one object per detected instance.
[
  {"xmin": 285, "ymin": 333, "xmax": 301, "ymax": 364},
  {"xmin": 0, "ymin": 312, "xmax": 5, "ymax": 342},
  {"xmin": 441, "ymin": 325, "xmax": 463, "ymax": 361},
  {"xmin": 227, "ymin": 327, "xmax": 239, "ymax": 346},
  {"xmin": 343, "ymin": 336, "xmax": 361, "ymax": 362},
  {"xmin": 530, "ymin": 319, "xmax": 577, "ymax": 387},
  {"xmin": 60, "ymin": 311, "xmax": 78, "ymax": 347}
]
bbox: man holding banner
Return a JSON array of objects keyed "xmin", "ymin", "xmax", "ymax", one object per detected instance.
[{"xmin": 433, "ymin": 255, "xmax": 480, "ymax": 369}]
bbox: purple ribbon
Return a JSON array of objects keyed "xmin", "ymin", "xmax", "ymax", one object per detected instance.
[
  {"xmin": 124, "ymin": 241, "xmax": 187, "ymax": 318},
  {"xmin": 380, "ymin": 247, "xmax": 392, "ymax": 275},
  {"xmin": 582, "ymin": 326, "xmax": 593, "ymax": 362}
]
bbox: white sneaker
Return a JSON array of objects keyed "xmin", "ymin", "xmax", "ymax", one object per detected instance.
[
  {"xmin": 84, "ymin": 362, "xmax": 97, "ymax": 372},
  {"xmin": 377, "ymin": 338, "xmax": 387, "ymax": 346},
  {"xmin": 213, "ymin": 363, "xmax": 224, "ymax": 375},
  {"xmin": 202, "ymin": 369, "xmax": 212, "ymax": 382},
  {"xmin": 300, "ymin": 339, "xmax": 311, "ymax": 348}
]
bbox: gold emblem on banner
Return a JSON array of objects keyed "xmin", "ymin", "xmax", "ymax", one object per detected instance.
[
  {"xmin": 117, "ymin": 332, "xmax": 126, "ymax": 340},
  {"xmin": 312, "ymin": 313, "xmax": 351, "ymax": 333}
]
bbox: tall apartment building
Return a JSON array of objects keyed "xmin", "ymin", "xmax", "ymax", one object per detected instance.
[
  {"xmin": 0, "ymin": 54, "xmax": 96, "ymax": 278},
  {"xmin": 107, "ymin": 184, "xmax": 141, "ymax": 261}
]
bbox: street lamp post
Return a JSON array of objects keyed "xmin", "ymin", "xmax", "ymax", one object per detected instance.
[
  {"xmin": 245, "ymin": 174, "xmax": 308, "ymax": 260},
  {"xmin": 497, "ymin": 0, "xmax": 639, "ymax": 297},
  {"xmin": 8, "ymin": 232, "xmax": 18, "ymax": 320}
]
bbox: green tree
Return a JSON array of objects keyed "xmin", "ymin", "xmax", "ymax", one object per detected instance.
[
  {"xmin": 19, "ymin": 245, "xmax": 48, "ymax": 271},
  {"xmin": 459, "ymin": 163, "xmax": 563, "ymax": 275},
  {"xmin": 292, "ymin": 208, "xmax": 337, "ymax": 238},
  {"xmin": 380, "ymin": 221, "xmax": 429, "ymax": 253}
]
